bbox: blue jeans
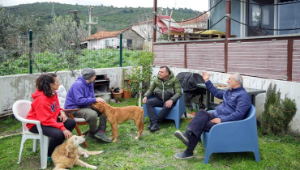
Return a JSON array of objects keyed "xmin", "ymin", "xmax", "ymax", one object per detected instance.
[
  {"xmin": 186, "ymin": 110, "xmax": 216, "ymax": 153},
  {"xmin": 145, "ymin": 97, "xmax": 175, "ymax": 124}
]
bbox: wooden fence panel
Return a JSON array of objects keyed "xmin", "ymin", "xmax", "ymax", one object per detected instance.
[
  {"xmin": 153, "ymin": 44, "xmax": 185, "ymax": 68},
  {"xmin": 186, "ymin": 43, "xmax": 225, "ymax": 72},
  {"xmin": 293, "ymin": 40, "xmax": 300, "ymax": 82},
  {"xmin": 228, "ymin": 40, "xmax": 288, "ymax": 80}
]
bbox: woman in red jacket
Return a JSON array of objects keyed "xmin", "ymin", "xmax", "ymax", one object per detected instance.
[{"xmin": 26, "ymin": 73, "xmax": 75, "ymax": 161}]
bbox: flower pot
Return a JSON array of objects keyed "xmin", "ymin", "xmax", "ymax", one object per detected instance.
[
  {"xmin": 123, "ymin": 89, "xmax": 132, "ymax": 99},
  {"xmin": 112, "ymin": 89, "xmax": 123, "ymax": 99}
]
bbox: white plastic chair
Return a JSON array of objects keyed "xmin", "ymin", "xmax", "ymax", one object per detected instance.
[{"xmin": 12, "ymin": 100, "xmax": 50, "ymax": 169}]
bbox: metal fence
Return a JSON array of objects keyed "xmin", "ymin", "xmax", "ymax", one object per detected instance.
[{"xmin": 0, "ymin": 32, "xmax": 150, "ymax": 76}]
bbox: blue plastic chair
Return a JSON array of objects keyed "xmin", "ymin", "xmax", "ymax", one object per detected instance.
[
  {"xmin": 143, "ymin": 89, "xmax": 186, "ymax": 129},
  {"xmin": 200, "ymin": 105, "xmax": 260, "ymax": 164}
]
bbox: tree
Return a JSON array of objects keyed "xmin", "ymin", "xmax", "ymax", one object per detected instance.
[
  {"xmin": 132, "ymin": 11, "xmax": 153, "ymax": 41},
  {"xmin": 0, "ymin": 8, "xmax": 39, "ymax": 75},
  {"xmin": 33, "ymin": 15, "xmax": 88, "ymax": 73}
]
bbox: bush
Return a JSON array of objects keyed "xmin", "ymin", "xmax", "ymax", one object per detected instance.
[
  {"xmin": 261, "ymin": 83, "xmax": 297, "ymax": 135},
  {"xmin": 126, "ymin": 51, "xmax": 155, "ymax": 105}
]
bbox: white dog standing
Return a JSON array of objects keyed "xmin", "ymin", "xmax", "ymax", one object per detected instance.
[{"xmin": 52, "ymin": 135, "xmax": 103, "ymax": 170}]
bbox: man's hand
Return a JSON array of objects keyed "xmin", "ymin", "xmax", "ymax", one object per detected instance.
[
  {"xmin": 210, "ymin": 118, "xmax": 221, "ymax": 124},
  {"xmin": 202, "ymin": 71, "xmax": 210, "ymax": 82},
  {"xmin": 96, "ymin": 97, "xmax": 106, "ymax": 103},
  {"xmin": 165, "ymin": 100, "xmax": 173, "ymax": 108},
  {"xmin": 142, "ymin": 97, "xmax": 147, "ymax": 103},
  {"xmin": 63, "ymin": 129, "xmax": 72, "ymax": 139},
  {"xmin": 60, "ymin": 111, "xmax": 68, "ymax": 123}
]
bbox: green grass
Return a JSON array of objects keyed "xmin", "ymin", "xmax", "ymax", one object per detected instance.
[{"xmin": 1, "ymin": 98, "xmax": 300, "ymax": 169}]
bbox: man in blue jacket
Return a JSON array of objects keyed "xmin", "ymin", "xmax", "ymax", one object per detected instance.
[
  {"xmin": 65, "ymin": 68, "xmax": 112, "ymax": 142},
  {"xmin": 174, "ymin": 72, "xmax": 251, "ymax": 159}
]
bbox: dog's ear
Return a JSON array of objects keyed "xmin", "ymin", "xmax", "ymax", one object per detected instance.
[
  {"xmin": 65, "ymin": 141, "xmax": 75, "ymax": 157},
  {"xmin": 98, "ymin": 102, "xmax": 105, "ymax": 112}
]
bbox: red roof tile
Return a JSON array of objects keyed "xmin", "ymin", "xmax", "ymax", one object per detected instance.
[
  {"xmin": 182, "ymin": 13, "xmax": 209, "ymax": 25},
  {"xmin": 85, "ymin": 30, "xmax": 123, "ymax": 41}
]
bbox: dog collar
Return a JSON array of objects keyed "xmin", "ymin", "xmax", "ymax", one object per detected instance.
[{"xmin": 106, "ymin": 108, "xmax": 111, "ymax": 115}]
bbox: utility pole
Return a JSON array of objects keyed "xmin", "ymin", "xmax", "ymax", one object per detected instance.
[
  {"xmin": 68, "ymin": 10, "xmax": 80, "ymax": 27},
  {"xmin": 86, "ymin": 6, "xmax": 98, "ymax": 36},
  {"xmin": 51, "ymin": 3, "xmax": 55, "ymax": 16}
]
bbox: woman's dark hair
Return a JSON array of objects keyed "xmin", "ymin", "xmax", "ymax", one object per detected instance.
[
  {"xmin": 35, "ymin": 73, "xmax": 57, "ymax": 97},
  {"xmin": 160, "ymin": 66, "xmax": 170, "ymax": 74}
]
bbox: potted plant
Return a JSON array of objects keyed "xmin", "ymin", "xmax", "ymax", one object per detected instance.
[{"xmin": 123, "ymin": 88, "xmax": 132, "ymax": 99}]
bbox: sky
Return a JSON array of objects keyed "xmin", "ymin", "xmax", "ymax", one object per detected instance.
[{"xmin": 0, "ymin": 0, "xmax": 209, "ymax": 12}]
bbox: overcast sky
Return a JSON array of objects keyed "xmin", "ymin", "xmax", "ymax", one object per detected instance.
[{"xmin": 0, "ymin": 0, "xmax": 209, "ymax": 11}]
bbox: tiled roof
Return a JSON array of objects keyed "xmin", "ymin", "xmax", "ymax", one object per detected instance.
[
  {"xmin": 85, "ymin": 27, "xmax": 134, "ymax": 41},
  {"xmin": 85, "ymin": 30, "xmax": 123, "ymax": 41},
  {"xmin": 182, "ymin": 13, "xmax": 209, "ymax": 25}
]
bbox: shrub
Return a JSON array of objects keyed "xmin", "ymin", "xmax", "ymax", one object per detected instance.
[
  {"xmin": 261, "ymin": 83, "xmax": 297, "ymax": 135},
  {"xmin": 126, "ymin": 51, "xmax": 155, "ymax": 105}
]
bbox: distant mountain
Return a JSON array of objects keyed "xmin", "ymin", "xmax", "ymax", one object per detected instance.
[{"xmin": 2, "ymin": 2, "xmax": 202, "ymax": 34}]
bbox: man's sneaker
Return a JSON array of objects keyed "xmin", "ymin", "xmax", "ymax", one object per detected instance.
[
  {"xmin": 174, "ymin": 150, "xmax": 193, "ymax": 159},
  {"xmin": 94, "ymin": 131, "xmax": 112, "ymax": 143},
  {"xmin": 174, "ymin": 130, "xmax": 189, "ymax": 146},
  {"xmin": 147, "ymin": 124, "xmax": 152, "ymax": 130},
  {"xmin": 150, "ymin": 123, "xmax": 160, "ymax": 132},
  {"xmin": 88, "ymin": 132, "xmax": 97, "ymax": 139}
]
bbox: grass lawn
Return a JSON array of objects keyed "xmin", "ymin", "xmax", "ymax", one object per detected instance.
[{"xmin": 0, "ymin": 98, "xmax": 300, "ymax": 169}]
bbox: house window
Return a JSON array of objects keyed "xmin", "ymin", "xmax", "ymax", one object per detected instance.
[
  {"xmin": 105, "ymin": 40, "xmax": 109, "ymax": 47},
  {"xmin": 278, "ymin": 0, "xmax": 300, "ymax": 35},
  {"xmin": 248, "ymin": 0, "xmax": 274, "ymax": 36},
  {"xmin": 247, "ymin": 0, "xmax": 300, "ymax": 36},
  {"xmin": 127, "ymin": 39, "xmax": 132, "ymax": 47}
]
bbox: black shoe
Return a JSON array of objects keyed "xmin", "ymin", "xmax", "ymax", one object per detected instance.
[
  {"xmin": 174, "ymin": 150, "xmax": 193, "ymax": 159},
  {"xmin": 174, "ymin": 130, "xmax": 190, "ymax": 146},
  {"xmin": 150, "ymin": 123, "xmax": 160, "ymax": 132},
  {"xmin": 94, "ymin": 131, "xmax": 112, "ymax": 143},
  {"xmin": 88, "ymin": 131, "xmax": 97, "ymax": 139},
  {"xmin": 147, "ymin": 124, "xmax": 152, "ymax": 130}
]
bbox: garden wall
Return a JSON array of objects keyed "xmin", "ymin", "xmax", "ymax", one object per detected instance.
[{"xmin": 0, "ymin": 66, "xmax": 133, "ymax": 116}]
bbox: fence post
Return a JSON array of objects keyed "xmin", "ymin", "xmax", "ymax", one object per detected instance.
[
  {"xmin": 29, "ymin": 29, "xmax": 33, "ymax": 74},
  {"xmin": 119, "ymin": 33, "xmax": 122, "ymax": 67}
]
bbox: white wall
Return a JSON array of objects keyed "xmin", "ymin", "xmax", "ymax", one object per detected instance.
[
  {"xmin": 0, "ymin": 67, "xmax": 133, "ymax": 115},
  {"xmin": 132, "ymin": 23, "xmax": 163, "ymax": 41},
  {"xmin": 87, "ymin": 37, "xmax": 123, "ymax": 50},
  {"xmin": 152, "ymin": 66, "xmax": 300, "ymax": 134}
]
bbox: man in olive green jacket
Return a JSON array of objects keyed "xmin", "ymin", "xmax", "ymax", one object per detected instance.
[{"xmin": 143, "ymin": 66, "xmax": 182, "ymax": 132}]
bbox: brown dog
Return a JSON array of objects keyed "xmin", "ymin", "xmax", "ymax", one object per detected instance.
[
  {"xmin": 52, "ymin": 135, "xmax": 103, "ymax": 170},
  {"xmin": 91, "ymin": 102, "xmax": 144, "ymax": 143}
]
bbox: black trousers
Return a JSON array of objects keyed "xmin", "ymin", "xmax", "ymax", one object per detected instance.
[
  {"xmin": 29, "ymin": 118, "xmax": 76, "ymax": 157},
  {"xmin": 145, "ymin": 97, "xmax": 175, "ymax": 124},
  {"xmin": 186, "ymin": 110, "xmax": 216, "ymax": 153}
]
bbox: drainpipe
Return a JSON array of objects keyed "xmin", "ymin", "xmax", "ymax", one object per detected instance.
[
  {"xmin": 119, "ymin": 33, "xmax": 122, "ymax": 67},
  {"xmin": 153, "ymin": 0, "xmax": 157, "ymax": 44},
  {"xmin": 274, "ymin": 0, "xmax": 278, "ymax": 35},
  {"xmin": 225, "ymin": 0, "xmax": 231, "ymax": 39},
  {"xmin": 225, "ymin": 0, "xmax": 231, "ymax": 73}
]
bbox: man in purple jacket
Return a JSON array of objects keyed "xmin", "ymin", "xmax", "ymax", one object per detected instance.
[
  {"xmin": 65, "ymin": 68, "xmax": 112, "ymax": 142},
  {"xmin": 174, "ymin": 72, "xmax": 251, "ymax": 159}
]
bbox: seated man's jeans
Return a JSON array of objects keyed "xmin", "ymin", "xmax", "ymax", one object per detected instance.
[
  {"xmin": 145, "ymin": 97, "xmax": 175, "ymax": 124},
  {"xmin": 186, "ymin": 110, "xmax": 216, "ymax": 152},
  {"xmin": 73, "ymin": 107, "xmax": 107, "ymax": 132}
]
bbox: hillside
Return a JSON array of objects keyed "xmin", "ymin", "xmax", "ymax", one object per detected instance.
[{"xmin": 3, "ymin": 2, "xmax": 202, "ymax": 34}]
